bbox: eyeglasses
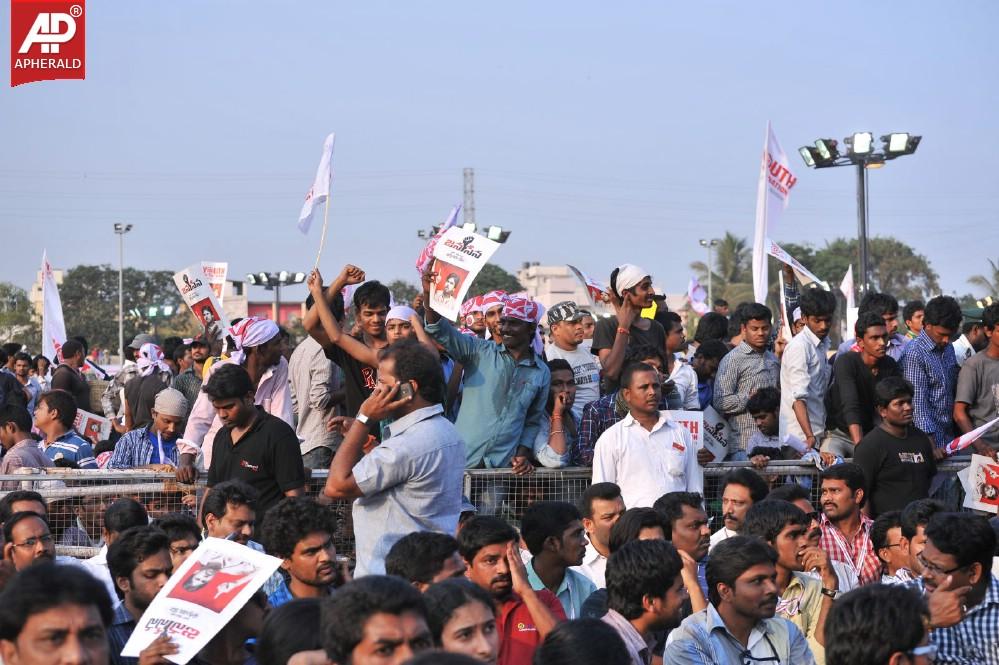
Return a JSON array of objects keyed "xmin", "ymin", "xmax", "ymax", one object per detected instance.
[
  {"xmin": 916, "ymin": 552, "xmax": 965, "ymax": 577},
  {"xmin": 170, "ymin": 544, "xmax": 198, "ymax": 556},
  {"xmin": 12, "ymin": 534, "xmax": 53, "ymax": 549},
  {"xmin": 907, "ymin": 644, "xmax": 937, "ymax": 662}
]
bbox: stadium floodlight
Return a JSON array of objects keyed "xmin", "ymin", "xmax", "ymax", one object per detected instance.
[{"xmin": 846, "ymin": 132, "xmax": 874, "ymax": 155}]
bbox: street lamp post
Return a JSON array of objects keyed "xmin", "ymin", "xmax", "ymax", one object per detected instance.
[
  {"xmin": 698, "ymin": 238, "xmax": 720, "ymax": 304},
  {"xmin": 245, "ymin": 271, "xmax": 306, "ymax": 322},
  {"xmin": 799, "ymin": 132, "xmax": 921, "ymax": 293},
  {"xmin": 113, "ymin": 223, "xmax": 133, "ymax": 364}
]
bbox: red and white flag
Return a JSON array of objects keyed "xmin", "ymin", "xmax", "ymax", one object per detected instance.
[
  {"xmin": 298, "ymin": 133, "xmax": 335, "ymax": 234},
  {"xmin": 40, "ymin": 251, "xmax": 67, "ymax": 363},
  {"xmin": 752, "ymin": 122, "xmax": 798, "ymax": 303},
  {"xmin": 415, "ymin": 204, "xmax": 462, "ymax": 275},
  {"xmin": 945, "ymin": 416, "xmax": 999, "ymax": 456},
  {"xmin": 567, "ymin": 265, "xmax": 610, "ymax": 305}
]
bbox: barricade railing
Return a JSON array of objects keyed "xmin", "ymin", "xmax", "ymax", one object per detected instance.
[{"xmin": 0, "ymin": 459, "xmax": 970, "ymax": 561}]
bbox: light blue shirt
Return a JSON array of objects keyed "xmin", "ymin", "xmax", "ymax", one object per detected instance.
[
  {"xmin": 526, "ymin": 558, "xmax": 597, "ymax": 620},
  {"xmin": 351, "ymin": 404, "xmax": 466, "ymax": 577},
  {"xmin": 425, "ymin": 318, "xmax": 550, "ymax": 468}
]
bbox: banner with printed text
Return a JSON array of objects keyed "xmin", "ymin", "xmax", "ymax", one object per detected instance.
[
  {"xmin": 430, "ymin": 228, "xmax": 501, "ymax": 321},
  {"xmin": 201, "ymin": 262, "xmax": 228, "ymax": 305},
  {"xmin": 752, "ymin": 122, "xmax": 797, "ymax": 303}
]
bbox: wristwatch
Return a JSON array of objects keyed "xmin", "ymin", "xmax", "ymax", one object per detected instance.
[
  {"xmin": 821, "ymin": 587, "xmax": 839, "ymax": 599},
  {"xmin": 355, "ymin": 413, "xmax": 370, "ymax": 426}
]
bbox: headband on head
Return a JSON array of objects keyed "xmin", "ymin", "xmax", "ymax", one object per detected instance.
[
  {"xmin": 501, "ymin": 297, "xmax": 541, "ymax": 324},
  {"xmin": 476, "ymin": 291, "xmax": 508, "ymax": 314},
  {"xmin": 227, "ymin": 317, "xmax": 280, "ymax": 365},
  {"xmin": 136, "ymin": 343, "xmax": 171, "ymax": 377},
  {"xmin": 386, "ymin": 305, "xmax": 418, "ymax": 323},
  {"xmin": 614, "ymin": 264, "xmax": 650, "ymax": 294}
]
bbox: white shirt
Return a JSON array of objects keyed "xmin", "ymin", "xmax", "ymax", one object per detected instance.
[
  {"xmin": 80, "ymin": 545, "xmax": 118, "ymax": 606},
  {"xmin": 545, "ymin": 342, "xmax": 601, "ymax": 421},
  {"xmin": 779, "ymin": 327, "xmax": 832, "ymax": 442},
  {"xmin": 571, "ymin": 541, "xmax": 608, "ymax": 589},
  {"xmin": 592, "ymin": 411, "xmax": 702, "ymax": 509},
  {"xmin": 669, "ymin": 360, "xmax": 700, "ymax": 410},
  {"xmin": 708, "ymin": 526, "xmax": 737, "ymax": 553}
]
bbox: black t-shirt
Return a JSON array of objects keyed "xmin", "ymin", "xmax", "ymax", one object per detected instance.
[
  {"xmin": 826, "ymin": 352, "xmax": 900, "ymax": 434},
  {"xmin": 207, "ymin": 408, "xmax": 307, "ymax": 516},
  {"xmin": 323, "ymin": 338, "xmax": 376, "ymax": 418},
  {"xmin": 590, "ymin": 317, "xmax": 667, "ymax": 391},
  {"xmin": 124, "ymin": 373, "xmax": 168, "ymax": 429},
  {"xmin": 854, "ymin": 425, "xmax": 936, "ymax": 517},
  {"xmin": 51, "ymin": 364, "xmax": 92, "ymax": 411},
  {"xmin": 0, "ymin": 372, "xmax": 27, "ymax": 409}
]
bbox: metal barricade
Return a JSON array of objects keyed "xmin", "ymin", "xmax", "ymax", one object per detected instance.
[{"xmin": 0, "ymin": 459, "xmax": 971, "ymax": 562}]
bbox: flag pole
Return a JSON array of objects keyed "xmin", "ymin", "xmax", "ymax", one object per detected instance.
[{"xmin": 314, "ymin": 195, "xmax": 330, "ymax": 269}]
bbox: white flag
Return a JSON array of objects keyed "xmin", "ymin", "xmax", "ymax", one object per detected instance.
[
  {"xmin": 752, "ymin": 122, "xmax": 798, "ymax": 303},
  {"xmin": 839, "ymin": 265, "xmax": 856, "ymax": 310},
  {"xmin": 40, "ymin": 251, "xmax": 67, "ymax": 363},
  {"xmin": 297, "ymin": 133, "xmax": 336, "ymax": 234}
]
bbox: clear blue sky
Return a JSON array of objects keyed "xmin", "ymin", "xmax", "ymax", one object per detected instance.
[{"xmin": 3, "ymin": 1, "xmax": 997, "ymax": 306}]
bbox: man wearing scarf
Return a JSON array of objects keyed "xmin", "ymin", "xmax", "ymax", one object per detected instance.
[
  {"xmin": 175, "ymin": 317, "xmax": 291, "ymax": 483},
  {"xmin": 122, "ymin": 342, "xmax": 174, "ymax": 431}
]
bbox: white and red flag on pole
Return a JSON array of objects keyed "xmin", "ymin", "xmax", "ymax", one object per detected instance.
[
  {"xmin": 752, "ymin": 122, "xmax": 798, "ymax": 303},
  {"xmin": 840, "ymin": 264, "xmax": 856, "ymax": 310},
  {"xmin": 298, "ymin": 133, "xmax": 335, "ymax": 235},
  {"xmin": 945, "ymin": 416, "xmax": 999, "ymax": 456},
  {"xmin": 41, "ymin": 251, "xmax": 67, "ymax": 363}
]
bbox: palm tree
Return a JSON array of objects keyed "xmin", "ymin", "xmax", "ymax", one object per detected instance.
[
  {"xmin": 968, "ymin": 258, "xmax": 999, "ymax": 296},
  {"xmin": 689, "ymin": 232, "xmax": 755, "ymax": 305}
]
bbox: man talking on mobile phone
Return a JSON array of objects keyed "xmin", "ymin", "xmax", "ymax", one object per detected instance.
[{"xmin": 323, "ymin": 339, "xmax": 466, "ymax": 576}]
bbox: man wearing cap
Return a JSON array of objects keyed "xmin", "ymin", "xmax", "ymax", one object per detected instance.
[
  {"xmin": 422, "ymin": 269, "xmax": 549, "ymax": 474},
  {"xmin": 478, "ymin": 291, "xmax": 508, "ymax": 344},
  {"xmin": 591, "ymin": 264, "xmax": 665, "ymax": 390},
  {"xmin": 545, "ymin": 301, "xmax": 601, "ymax": 421},
  {"xmin": 107, "ymin": 388, "xmax": 188, "ymax": 469},
  {"xmin": 175, "ymin": 316, "xmax": 292, "ymax": 483},
  {"xmin": 102, "ymin": 333, "xmax": 156, "ymax": 431}
]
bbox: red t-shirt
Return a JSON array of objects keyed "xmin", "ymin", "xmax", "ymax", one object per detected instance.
[{"xmin": 496, "ymin": 590, "xmax": 567, "ymax": 665}]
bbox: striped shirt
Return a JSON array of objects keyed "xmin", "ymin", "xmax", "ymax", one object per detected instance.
[
  {"xmin": 899, "ymin": 330, "xmax": 959, "ymax": 448},
  {"xmin": 713, "ymin": 342, "xmax": 780, "ymax": 451},
  {"xmin": 106, "ymin": 427, "xmax": 178, "ymax": 469},
  {"xmin": 40, "ymin": 430, "xmax": 97, "ymax": 469}
]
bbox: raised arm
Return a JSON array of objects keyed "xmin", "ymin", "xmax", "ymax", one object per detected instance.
[
  {"xmin": 306, "ymin": 268, "xmax": 379, "ymax": 367},
  {"xmin": 304, "ymin": 264, "xmax": 365, "ymax": 348},
  {"xmin": 596, "ymin": 292, "xmax": 638, "ymax": 382}
]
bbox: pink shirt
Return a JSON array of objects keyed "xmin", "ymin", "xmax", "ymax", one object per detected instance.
[{"xmin": 178, "ymin": 357, "xmax": 293, "ymax": 469}]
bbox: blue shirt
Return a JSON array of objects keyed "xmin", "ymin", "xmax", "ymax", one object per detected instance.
[
  {"xmin": 899, "ymin": 330, "xmax": 959, "ymax": 447},
  {"xmin": 107, "ymin": 427, "xmax": 179, "ymax": 469},
  {"xmin": 107, "ymin": 602, "xmax": 137, "ymax": 665},
  {"xmin": 425, "ymin": 318, "xmax": 550, "ymax": 468},
  {"xmin": 526, "ymin": 558, "xmax": 597, "ymax": 620},
  {"xmin": 267, "ymin": 578, "xmax": 335, "ymax": 608},
  {"xmin": 351, "ymin": 404, "xmax": 466, "ymax": 576},
  {"xmin": 41, "ymin": 430, "xmax": 97, "ymax": 469}
]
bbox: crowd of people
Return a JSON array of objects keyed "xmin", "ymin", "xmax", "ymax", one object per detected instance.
[{"xmin": 0, "ymin": 259, "xmax": 997, "ymax": 665}]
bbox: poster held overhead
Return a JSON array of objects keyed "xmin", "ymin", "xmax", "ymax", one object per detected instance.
[
  {"xmin": 429, "ymin": 228, "xmax": 501, "ymax": 321},
  {"xmin": 200, "ymin": 262, "xmax": 228, "ymax": 304},
  {"xmin": 173, "ymin": 264, "xmax": 231, "ymax": 341},
  {"xmin": 416, "ymin": 204, "xmax": 462, "ymax": 275}
]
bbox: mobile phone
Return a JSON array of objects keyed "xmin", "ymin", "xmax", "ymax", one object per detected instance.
[{"xmin": 398, "ymin": 383, "xmax": 414, "ymax": 400}]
